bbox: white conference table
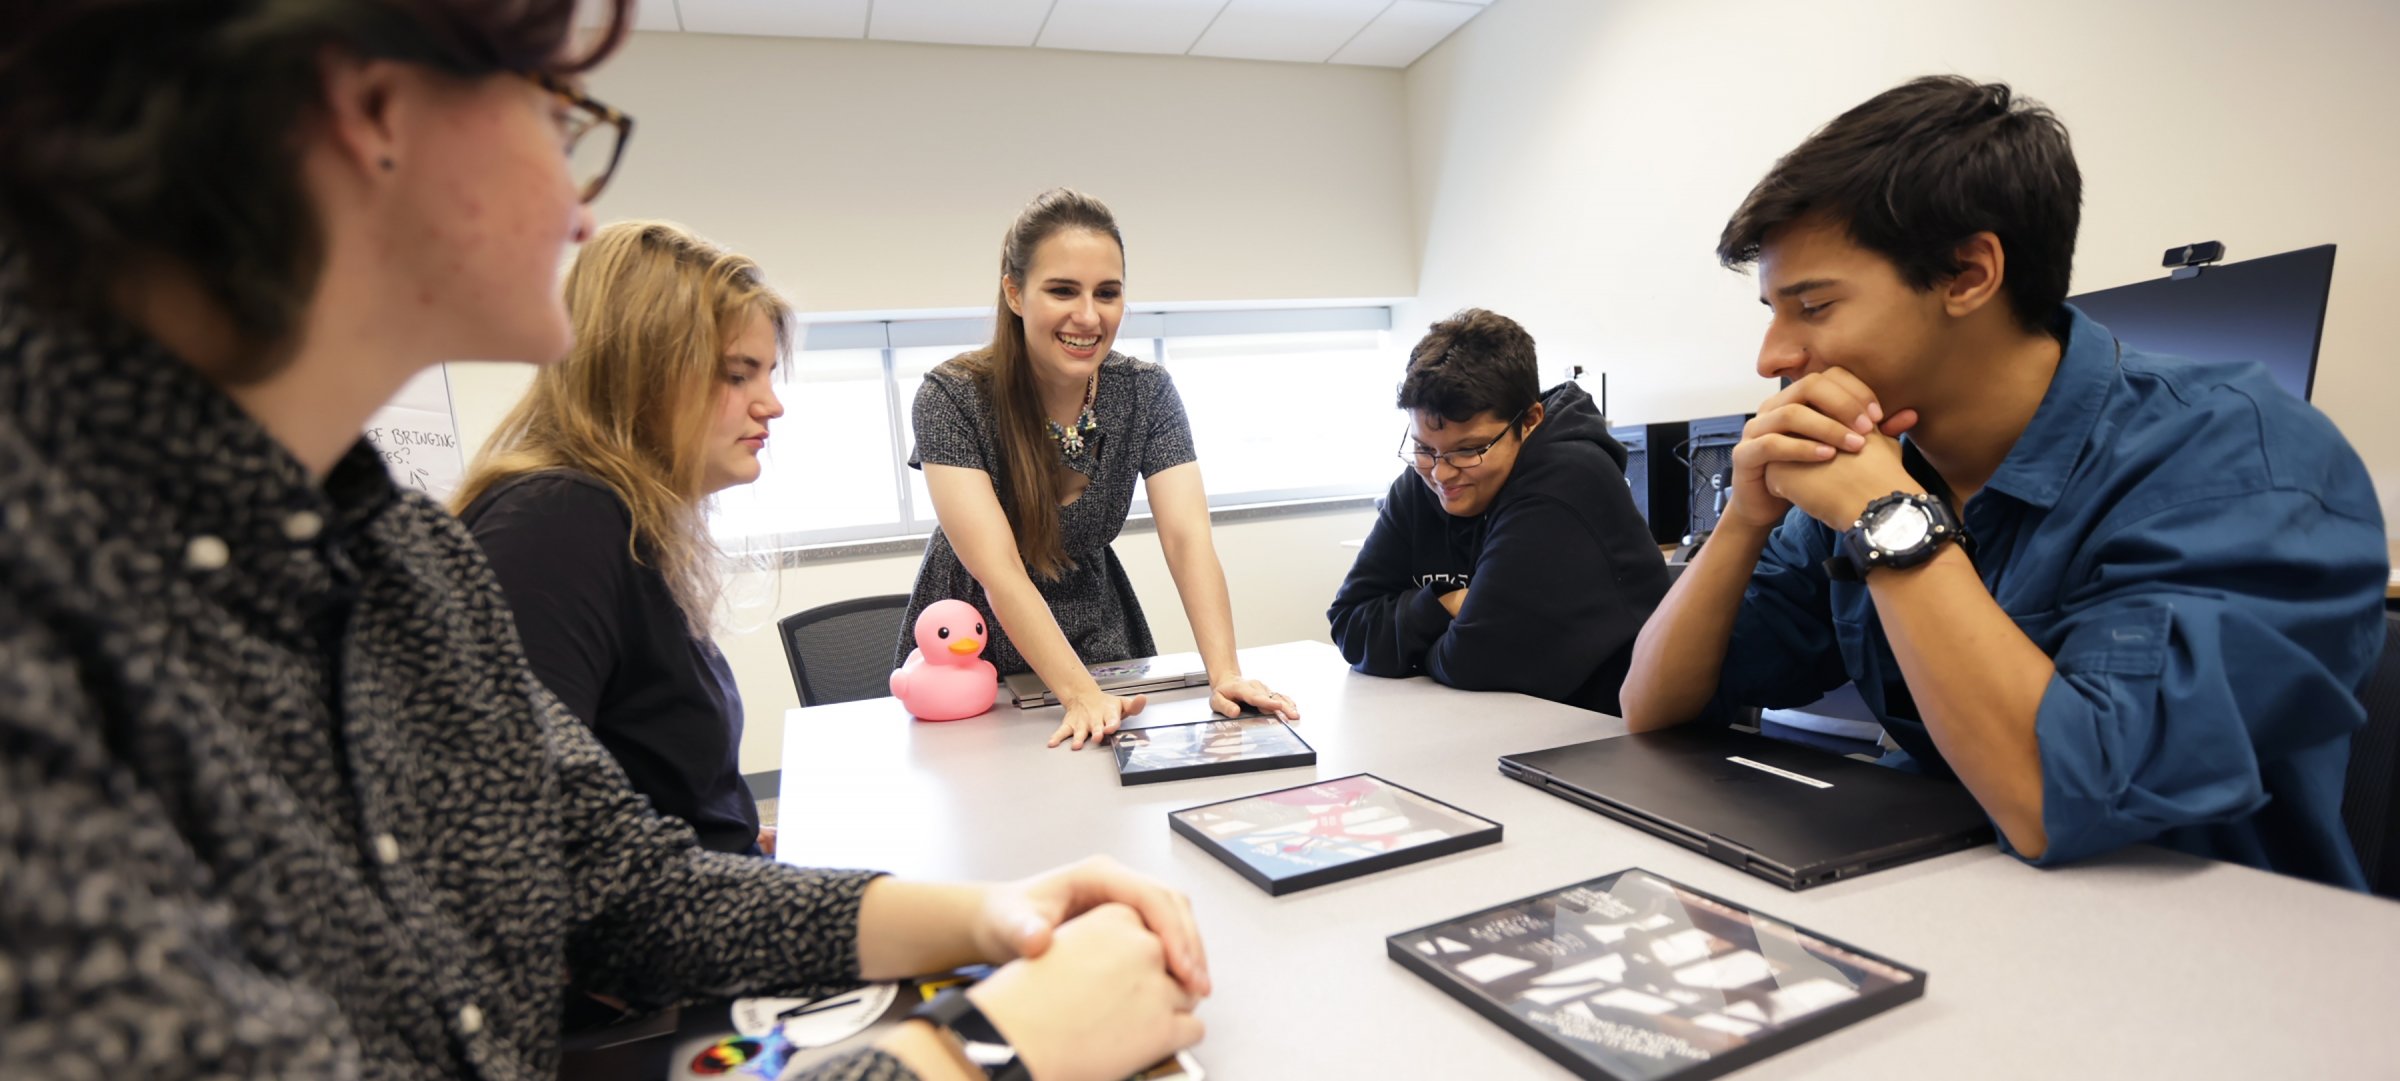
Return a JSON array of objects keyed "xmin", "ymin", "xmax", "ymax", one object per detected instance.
[{"xmin": 777, "ymin": 640, "xmax": 2400, "ymax": 1079}]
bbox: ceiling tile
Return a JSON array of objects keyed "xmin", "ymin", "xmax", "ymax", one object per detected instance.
[
  {"xmin": 1037, "ymin": 0, "xmax": 1227, "ymax": 56},
  {"xmin": 678, "ymin": 0, "xmax": 871, "ymax": 38},
  {"xmin": 596, "ymin": 0, "xmax": 1493, "ymax": 60},
  {"xmin": 869, "ymin": 0, "xmax": 1059, "ymax": 48},
  {"xmin": 1327, "ymin": 0, "xmax": 1480, "ymax": 67},
  {"xmin": 1188, "ymin": 0, "xmax": 1391, "ymax": 64}
]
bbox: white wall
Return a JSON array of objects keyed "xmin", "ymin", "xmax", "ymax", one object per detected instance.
[
  {"xmin": 1405, "ymin": 0, "xmax": 2400, "ymax": 510},
  {"xmin": 585, "ymin": 31, "xmax": 1417, "ymax": 310},
  {"xmin": 448, "ymin": 32, "xmax": 1410, "ymax": 774}
]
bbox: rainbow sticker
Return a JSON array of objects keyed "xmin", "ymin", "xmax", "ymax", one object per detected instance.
[{"xmin": 688, "ymin": 1035, "xmax": 792, "ymax": 1078}]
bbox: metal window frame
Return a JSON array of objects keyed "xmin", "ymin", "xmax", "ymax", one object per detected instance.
[{"xmin": 725, "ymin": 305, "xmax": 1395, "ymax": 554}]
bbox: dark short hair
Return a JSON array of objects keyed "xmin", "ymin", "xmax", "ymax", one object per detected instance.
[
  {"xmin": 1397, "ymin": 308, "xmax": 1540, "ymax": 426},
  {"xmin": 0, "ymin": 1, "xmax": 633, "ymax": 375},
  {"xmin": 1717, "ymin": 76, "xmax": 2082, "ymax": 334}
]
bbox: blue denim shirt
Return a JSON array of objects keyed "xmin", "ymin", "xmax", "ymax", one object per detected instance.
[{"xmin": 1719, "ymin": 305, "xmax": 2386, "ymax": 887}]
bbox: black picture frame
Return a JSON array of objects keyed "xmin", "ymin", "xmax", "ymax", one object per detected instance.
[
  {"xmin": 1113, "ymin": 713, "xmax": 1316, "ymax": 786},
  {"xmin": 1168, "ymin": 773, "xmax": 1502, "ymax": 896},
  {"xmin": 1386, "ymin": 868, "xmax": 1926, "ymax": 1081}
]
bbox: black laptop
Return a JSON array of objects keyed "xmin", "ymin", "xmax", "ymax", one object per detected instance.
[{"xmin": 1500, "ymin": 725, "xmax": 1994, "ymax": 890}]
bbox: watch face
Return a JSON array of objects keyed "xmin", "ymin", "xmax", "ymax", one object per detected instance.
[{"xmin": 1864, "ymin": 500, "xmax": 1933, "ymax": 552}]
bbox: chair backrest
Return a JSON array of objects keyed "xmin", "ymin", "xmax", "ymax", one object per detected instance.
[
  {"xmin": 778, "ymin": 594, "xmax": 912, "ymax": 707},
  {"xmin": 2344, "ymin": 611, "xmax": 2400, "ymax": 899}
]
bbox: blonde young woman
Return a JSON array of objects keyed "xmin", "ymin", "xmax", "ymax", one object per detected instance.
[{"xmin": 455, "ymin": 220, "xmax": 783, "ymax": 859}]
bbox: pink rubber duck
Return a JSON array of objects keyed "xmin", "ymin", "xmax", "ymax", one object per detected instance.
[{"xmin": 890, "ymin": 599, "xmax": 998, "ymax": 721}]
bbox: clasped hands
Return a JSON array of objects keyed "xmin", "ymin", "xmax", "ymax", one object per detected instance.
[{"xmin": 1723, "ymin": 368, "xmax": 1925, "ymax": 533}]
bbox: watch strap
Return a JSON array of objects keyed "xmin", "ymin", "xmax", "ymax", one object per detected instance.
[{"xmin": 910, "ymin": 989, "xmax": 1031, "ymax": 1081}]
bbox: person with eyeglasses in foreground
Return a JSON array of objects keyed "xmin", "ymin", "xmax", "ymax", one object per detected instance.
[
  {"xmin": 0, "ymin": 3, "xmax": 1207, "ymax": 1079},
  {"xmin": 1327, "ymin": 309, "xmax": 1670, "ymax": 714}
]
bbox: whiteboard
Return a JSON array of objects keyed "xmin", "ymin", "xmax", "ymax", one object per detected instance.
[{"xmin": 364, "ymin": 366, "xmax": 465, "ymax": 502}]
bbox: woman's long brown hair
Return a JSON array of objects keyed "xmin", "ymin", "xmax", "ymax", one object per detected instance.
[{"xmin": 957, "ymin": 188, "xmax": 1125, "ymax": 580}]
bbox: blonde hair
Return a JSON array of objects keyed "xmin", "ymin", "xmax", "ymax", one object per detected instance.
[{"xmin": 454, "ymin": 220, "xmax": 790, "ymax": 635}]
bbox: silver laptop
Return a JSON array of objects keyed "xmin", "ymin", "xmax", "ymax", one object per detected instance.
[
  {"xmin": 1500, "ymin": 725, "xmax": 1994, "ymax": 890},
  {"xmin": 1003, "ymin": 652, "xmax": 1209, "ymax": 708}
]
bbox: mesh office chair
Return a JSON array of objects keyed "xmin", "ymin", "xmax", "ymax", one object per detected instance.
[
  {"xmin": 2343, "ymin": 611, "xmax": 2400, "ymax": 899},
  {"xmin": 778, "ymin": 594, "xmax": 912, "ymax": 707}
]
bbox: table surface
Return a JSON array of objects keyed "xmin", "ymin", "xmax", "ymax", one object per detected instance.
[{"xmin": 778, "ymin": 641, "xmax": 2400, "ymax": 1080}]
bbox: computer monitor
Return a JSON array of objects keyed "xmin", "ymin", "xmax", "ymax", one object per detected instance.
[
  {"xmin": 2067, "ymin": 244, "xmax": 2336, "ymax": 402},
  {"xmin": 1609, "ymin": 420, "xmax": 1689, "ymax": 546}
]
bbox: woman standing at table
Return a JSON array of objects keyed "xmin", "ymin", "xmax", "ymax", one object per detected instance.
[
  {"xmin": 456, "ymin": 220, "xmax": 784, "ymax": 860},
  {"xmin": 901, "ymin": 188, "xmax": 1299, "ymax": 749}
]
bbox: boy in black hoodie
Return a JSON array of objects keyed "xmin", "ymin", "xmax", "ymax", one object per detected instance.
[{"xmin": 1327, "ymin": 309, "xmax": 1670, "ymax": 713}]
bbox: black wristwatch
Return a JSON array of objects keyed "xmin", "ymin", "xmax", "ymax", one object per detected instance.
[
  {"xmin": 910, "ymin": 989, "xmax": 1031, "ymax": 1081},
  {"xmin": 1828, "ymin": 491, "xmax": 1964, "ymax": 580}
]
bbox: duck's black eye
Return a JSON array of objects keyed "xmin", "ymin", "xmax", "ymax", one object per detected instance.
[
  {"xmin": 975, "ymin": 623, "xmax": 984, "ymax": 635},
  {"xmin": 937, "ymin": 627, "xmax": 950, "ymax": 639}
]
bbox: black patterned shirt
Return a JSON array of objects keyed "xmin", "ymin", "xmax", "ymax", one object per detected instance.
[
  {"xmin": 899, "ymin": 352, "xmax": 1198, "ymax": 676},
  {"xmin": 0, "ymin": 248, "xmax": 914, "ymax": 1081}
]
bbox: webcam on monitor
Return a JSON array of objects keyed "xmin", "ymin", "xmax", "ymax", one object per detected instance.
[{"xmin": 2164, "ymin": 240, "xmax": 2226, "ymax": 279}]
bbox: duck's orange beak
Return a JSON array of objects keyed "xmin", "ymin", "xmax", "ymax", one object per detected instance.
[{"xmin": 947, "ymin": 637, "xmax": 981, "ymax": 655}]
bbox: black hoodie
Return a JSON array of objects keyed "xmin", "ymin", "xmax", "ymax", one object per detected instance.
[{"xmin": 1327, "ymin": 381, "xmax": 1669, "ymax": 713}]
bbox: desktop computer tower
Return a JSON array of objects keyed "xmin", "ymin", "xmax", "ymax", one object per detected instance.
[
  {"xmin": 1685, "ymin": 414, "xmax": 1749, "ymax": 540},
  {"xmin": 1610, "ymin": 421, "xmax": 1689, "ymax": 546}
]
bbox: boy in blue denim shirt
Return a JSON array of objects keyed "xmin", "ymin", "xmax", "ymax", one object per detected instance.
[{"xmin": 1621, "ymin": 76, "xmax": 2384, "ymax": 888}]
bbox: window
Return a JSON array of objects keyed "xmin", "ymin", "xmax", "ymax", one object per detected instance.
[
  {"xmin": 1157, "ymin": 327, "xmax": 1395, "ymax": 506},
  {"xmin": 708, "ymin": 347, "xmax": 895, "ymax": 545},
  {"xmin": 711, "ymin": 306, "xmax": 1401, "ymax": 551}
]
